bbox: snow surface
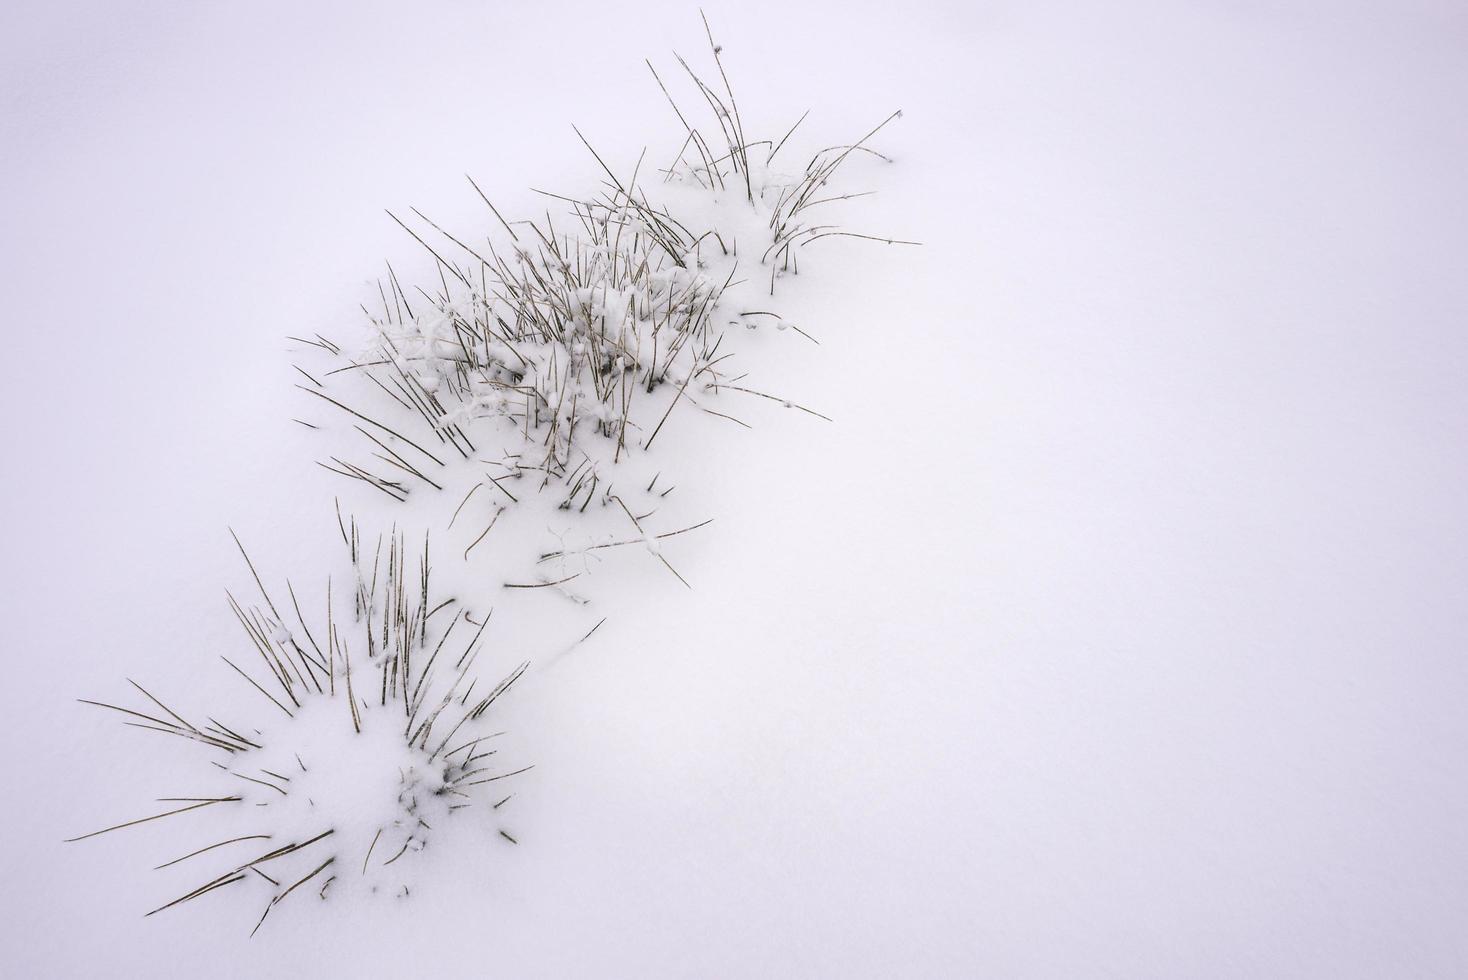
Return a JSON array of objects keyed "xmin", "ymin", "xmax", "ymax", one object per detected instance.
[{"xmin": 5, "ymin": 0, "xmax": 1468, "ymax": 976}]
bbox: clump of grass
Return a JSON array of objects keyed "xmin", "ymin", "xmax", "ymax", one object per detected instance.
[
  {"xmin": 296, "ymin": 17, "xmax": 913, "ymax": 523},
  {"xmin": 68, "ymin": 521, "xmax": 529, "ymax": 934}
]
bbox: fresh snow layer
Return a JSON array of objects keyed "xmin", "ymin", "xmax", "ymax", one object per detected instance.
[{"xmin": 6, "ymin": 1, "xmax": 1468, "ymax": 977}]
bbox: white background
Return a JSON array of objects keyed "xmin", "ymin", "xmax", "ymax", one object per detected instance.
[{"xmin": 4, "ymin": 0, "xmax": 1467, "ymax": 975}]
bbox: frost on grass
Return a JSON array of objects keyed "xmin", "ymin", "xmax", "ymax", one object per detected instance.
[
  {"xmin": 70, "ymin": 527, "xmax": 528, "ymax": 934},
  {"xmin": 292, "ymin": 18, "xmax": 910, "ymax": 601}
]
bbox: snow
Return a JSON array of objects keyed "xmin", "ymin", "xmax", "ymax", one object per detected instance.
[{"xmin": 5, "ymin": 0, "xmax": 1468, "ymax": 976}]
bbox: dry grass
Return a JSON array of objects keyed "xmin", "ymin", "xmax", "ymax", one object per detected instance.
[{"xmin": 69, "ymin": 523, "xmax": 529, "ymax": 933}]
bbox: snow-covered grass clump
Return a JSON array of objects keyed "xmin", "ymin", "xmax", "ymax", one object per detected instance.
[
  {"xmin": 70, "ymin": 526, "xmax": 528, "ymax": 933},
  {"xmin": 293, "ymin": 20, "xmax": 909, "ymax": 605}
]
